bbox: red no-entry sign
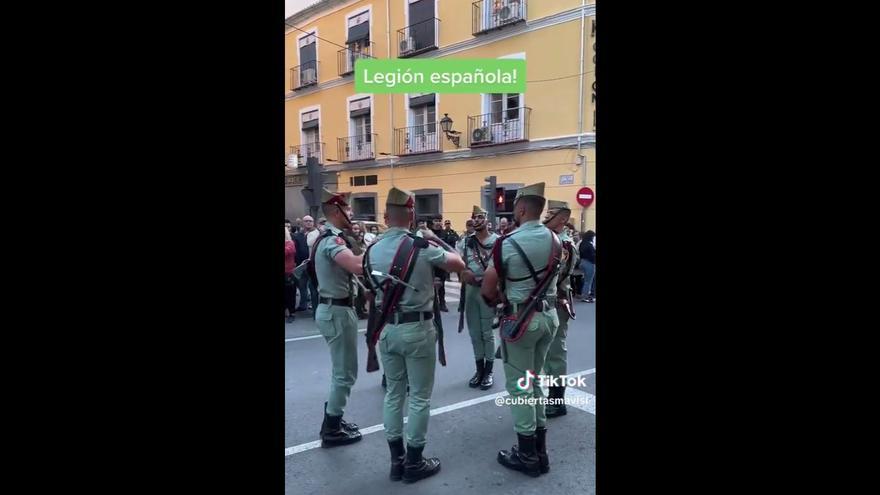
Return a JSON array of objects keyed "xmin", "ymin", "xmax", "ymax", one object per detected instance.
[{"xmin": 576, "ymin": 187, "xmax": 594, "ymax": 208}]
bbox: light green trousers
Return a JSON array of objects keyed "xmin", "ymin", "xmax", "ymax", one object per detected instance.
[
  {"xmin": 500, "ymin": 309, "xmax": 558, "ymax": 434},
  {"xmin": 315, "ymin": 304, "xmax": 359, "ymax": 417},
  {"xmin": 379, "ymin": 319, "xmax": 437, "ymax": 448}
]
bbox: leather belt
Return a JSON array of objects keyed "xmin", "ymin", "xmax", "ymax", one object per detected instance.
[
  {"xmin": 319, "ymin": 297, "xmax": 354, "ymax": 307},
  {"xmin": 389, "ymin": 311, "xmax": 433, "ymax": 325}
]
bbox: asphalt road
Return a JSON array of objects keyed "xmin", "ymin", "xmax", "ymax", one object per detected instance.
[{"xmin": 285, "ymin": 281, "xmax": 595, "ymax": 495}]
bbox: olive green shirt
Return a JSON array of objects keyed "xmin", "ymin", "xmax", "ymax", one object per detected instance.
[
  {"xmin": 314, "ymin": 222, "xmax": 355, "ymax": 299},
  {"xmin": 367, "ymin": 227, "xmax": 447, "ymax": 313},
  {"xmin": 458, "ymin": 232, "xmax": 498, "ymax": 279},
  {"xmin": 489, "ymin": 219, "xmax": 560, "ymax": 304}
]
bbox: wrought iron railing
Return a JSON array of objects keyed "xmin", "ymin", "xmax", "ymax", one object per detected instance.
[
  {"xmin": 337, "ymin": 42, "xmax": 374, "ymax": 76},
  {"xmin": 337, "ymin": 134, "xmax": 377, "ymax": 162},
  {"xmin": 394, "ymin": 123, "xmax": 442, "ymax": 155},
  {"xmin": 289, "ymin": 142, "xmax": 324, "ymax": 167},
  {"xmin": 290, "ymin": 60, "xmax": 319, "ymax": 91},
  {"xmin": 397, "ymin": 18, "xmax": 439, "ymax": 58},
  {"xmin": 467, "ymin": 107, "xmax": 531, "ymax": 147},
  {"xmin": 472, "ymin": 0, "xmax": 526, "ymax": 35}
]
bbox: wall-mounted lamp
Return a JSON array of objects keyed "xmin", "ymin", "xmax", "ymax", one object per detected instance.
[{"xmin": 439, "ymin": 113, "xmax": 461, "ymax": 148}]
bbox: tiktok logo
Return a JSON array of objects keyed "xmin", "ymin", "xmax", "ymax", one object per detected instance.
[{"xmin": 516, "ymin": 370, "xmax": 536, "ymax": 391}]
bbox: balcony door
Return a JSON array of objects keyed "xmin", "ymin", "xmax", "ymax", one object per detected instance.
[
  {"xmin": 346, "ymin": 11, "xmax": 370, "ymax": 74},
  {"xmin": 298, "ymin": 33, "xmax": 317, "ymax": 85},
  {"xmin": 409, "ymin": 96, "xmax": 436, "ymax": 154},
  {"xmin": 487, "ymin": 93, "xmax": 523, "ymax": 142},
  {"xmin": 349, "ymin": 116, "xmax": 372, "ymax": 161},
  {"xmin": 407, "ymin": 0, "xmax": 435, "ymax": 51}
]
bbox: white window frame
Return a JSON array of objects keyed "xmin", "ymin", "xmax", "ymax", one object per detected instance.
[
  {"xmin": 343, "ymin": 5, "xmax": 373, "ymax": 49},
  {"xmin": 298, "ymin": 105, "xmax": 322, "ymax": 163},
  {"xmin": 345, "ymin": 94, "xmax": 375, "ymax": 161},
  {"xmin": 479, "ymin": 52, "xmax": 525, "ymax": 142},
  {"xmin": 296, "ymin": 28, "xmax": 319, "ymax": 85},
  {"xmin": 403, "ymin": 0, "xmax": 439, "ymax": 50}
]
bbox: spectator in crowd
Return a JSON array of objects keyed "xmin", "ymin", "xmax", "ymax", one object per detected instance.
[
  {"xmin": 457, "ymin": 219, "xmax": 475, "ymax": 252},
  {"xmin": 579, "ymin": 230, "xmax": 596, "ymax": 303},
  {"xmin": 588, "ymin": 231, "xmax": 596, "ymax": 298},
  {"xmin": 284, "ymin": 225, "xmax": 297, "ymax": 323},
  {"xmin": 442, "ymin": 220, "xmax": 460, "ymax": 251},
  {"xmin": 295, "ymin": 217, "xmax": 303, "ymax": 232},
  {"xmin": 497, "ymin": 217, "xmax": 510, "ymax": 235},
  {"xmin": 302, "ymin": 215, "xmax": 321, "ymax": 312},
  {"xmin": 291, "ymin": 221, "xmax": 310, "ymax": 312},
  {"xmin": 364, "ymin": 224, "xmax": 378, "ymax": 245},
  {"xmin": 417, "ymin": 220, "xmax": 427, "ymax": 230},
  {"xmin": 567, "ymin": 226, "xmax": 583, "ymax": 298}
]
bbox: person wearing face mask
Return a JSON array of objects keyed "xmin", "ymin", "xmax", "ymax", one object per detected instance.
[
  {"xmin": 458, "ymin": 206, "xmax": 499, "ymax": 390},
  {"xmin": 481, "ymin": 182, "xmax": 561, "ymax": 477},
  {"xmin": 308, "ymin": 189, "xmax": 366, "ymax": 448}
]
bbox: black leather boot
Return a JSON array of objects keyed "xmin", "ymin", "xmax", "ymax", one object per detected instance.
[
  {"xmin": 403, "ymin": 445, "xmax": 440, "ymax": 483},
  {"xmin": 468, "ymin": 359, "xmax": 485, "ymax": 388},
  {"xmin": 497, "ymin": 433, "xmax": 541, "ymax": 477},
  {"xmin": 402, "ymin": 444, "xmax": 441, "ymax": 483},
  {"xmin": 535, "ymin": 427, "xmax": 549, "ymax": 474},
  {"xmin": 545, "ymin": 387, "xmax": 567, "ymax": 418},
  {"xmin": 480, "ymin": 360, "xmax": 494, "ymax": 390},
  {"xmin": 320, "ymin": 402, "xmax": 362, "ymax": 447},
  {"xmin": 388, "ymin": 438, "xmax": 406, "ymax": 481}
]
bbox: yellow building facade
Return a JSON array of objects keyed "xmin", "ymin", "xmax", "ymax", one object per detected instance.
[{"xmin": 285, "ymin": 0, "xmax": 596, "ymax": 231}]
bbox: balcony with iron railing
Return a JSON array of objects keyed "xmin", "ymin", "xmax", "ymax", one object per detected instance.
[
  {"xmin": 467, "ymin": 107, "xmax": 531, "ymax": 147},
  {"xmin": 337, "ymin": 134, "xmax": 377, "ymax": 162},
  {"xmin": 290, "ymin": 60, "xmax": 319, "ymax": 91},
  {"xmin": 394, "ymin": 123, "xmax": 442, "ymax": 156},
  {"xmin": 397, "ymin": 18, "xmax": 439, "ymax": 58},
  {"xmin": 289, "ymin": 142, "xmax": 324, "ymax": 167},
  {"xmin": 472, "ymin": 0, "xmax": 526, "ymax": 35},
  {"xmin": 337, "ymin": 42, "xmax": 374, "ymax": 76}
]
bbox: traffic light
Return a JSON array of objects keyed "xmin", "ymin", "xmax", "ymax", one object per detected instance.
[{"xmin": 495, "ymin": 187, "xmax": 506, "ymax": 210}]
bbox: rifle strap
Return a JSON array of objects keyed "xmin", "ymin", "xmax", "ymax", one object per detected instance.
[
  {"xmin": 307, "ymin": 229, "xmax": 337, "ymax": 288},
  {"xmin": 496, "ymin": 231, "xmax": 563, "ymax": 308},
  {"xmin": 467, "ymin": 235, "xmax": 491, "ymax": 271},
  {"xmin": 370, "ymin": 234, "xmax": 424, "ymax": 345}
]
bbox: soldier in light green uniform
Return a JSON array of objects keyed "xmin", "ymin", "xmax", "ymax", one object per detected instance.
[
  {"xmin": 311, "ymin": 188, "xmax": 366, "ymax": 447},
  {"xmin": 541, "ymin": 200, "xmax": 576, "ymax": 417},
  {"xmin": 481, "ymin": 182, "xmax": 561, "ymax": 477},
  {"xmin": 458, "ymin": 205, "xmax": 499, "ymax": 390},
  {"xmin": 365, "ymin": 187, "xmax": 465, "ymax": 484}
]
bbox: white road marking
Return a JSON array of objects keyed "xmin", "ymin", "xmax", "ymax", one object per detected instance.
[
  {"xmin": 566, "ymin": 388, "xmax": 596, "ymax": 415},
  {"xmin": 286, "ymin": 328, "xmax": 366, "ymax": 343},
  {"xmin": 285, "ymin": 368, "xmax": 595, "ymax": 457}
]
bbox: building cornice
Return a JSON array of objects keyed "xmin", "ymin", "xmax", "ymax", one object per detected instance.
[
  {"xmin": 283, "ymin": 133, "xmax": 595, "ymax": 177},
  {"xmin": 286, "ymin": 4, "xmax": 596, "ymax": 101}
]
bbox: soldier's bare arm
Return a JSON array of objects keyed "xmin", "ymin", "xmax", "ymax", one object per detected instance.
[
  {"xmin": 437, "ymin": 251, "xmax": 465, "ymax": 273},
  {"xmin": 332, "ymin": 249, "xmax": 364, "ymax": 276}
]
